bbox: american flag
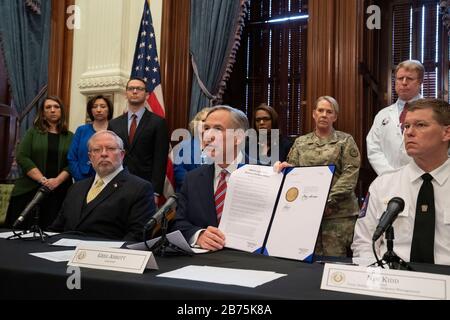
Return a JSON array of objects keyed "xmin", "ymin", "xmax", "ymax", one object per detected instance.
[{"xmin": 131, "ymin": 0, "xmax": 175, "ymax": 202}]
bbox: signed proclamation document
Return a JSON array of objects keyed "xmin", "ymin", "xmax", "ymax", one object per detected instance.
[{"xmin": 219, "ymin": 165, "xmax": 335, "ymax": 262}]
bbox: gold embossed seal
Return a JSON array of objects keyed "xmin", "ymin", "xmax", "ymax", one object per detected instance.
[{"xmin": 285, "ymin": 187, "xmax": 299, "ymax": 202}]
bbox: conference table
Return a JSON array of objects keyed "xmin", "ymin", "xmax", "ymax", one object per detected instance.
[{"xmin": 1, "ymin": 231, "xmax": 449, "ymax": 300}]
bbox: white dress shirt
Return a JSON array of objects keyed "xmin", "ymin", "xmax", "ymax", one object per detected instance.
[
  {"xmin": 89, "ymin": 165, "xmax": 124, "ymax": 194},
  {"xmin": 352, "ymin": 158, "xmax": 450, "ymax": 265},
  {"xmin": 190, "ymin": 152, "xmax": 244, "ymax": 246}
]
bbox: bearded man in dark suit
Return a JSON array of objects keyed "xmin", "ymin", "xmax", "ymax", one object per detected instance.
[{"xmin": 51, "ymin": 130, "xmax": 155, "ymax": 241}]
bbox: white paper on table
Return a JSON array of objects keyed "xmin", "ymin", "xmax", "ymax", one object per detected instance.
[
  {"xmin": 0, "ymin": 231, "xmax": 59, "ymax": 239},
  {"xmin": 29, "ymin": 250, "xmax": 75, "ymax": 262},
  {"xmin": 218, "ymin": 165, "xmax": 283, "ymax": 253},
  {"xmin": 127, "ymin": 230, "xmax": 209, "ymax": 254},
  {"xmin": 157, "ymin": 265, "xmax": 287, "ymax": 288},
  {"xmin": 51, "ymin": 239, "xmax": 124, "ymax": 248},
  {"xmin": 265, "ymin": 166, "xmax": 334, "ymax": 261}
]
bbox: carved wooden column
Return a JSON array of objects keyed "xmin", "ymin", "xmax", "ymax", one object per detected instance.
[
  {"xmin": 48, "ymin": 0, "xmax": 74, "ymax": 115},
  {"xmin": 306, "ymin": 0, "xmax": 336, "ymax": 133},
  {"xmin": 306, "ymin": 0, "xmax": 363, "ymax": 149},
  {"xmin": 160, "ymin": 0, "xmax": 191, "ymax": 135}
]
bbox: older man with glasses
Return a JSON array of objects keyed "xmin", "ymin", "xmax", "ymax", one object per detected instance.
[
  {"xmin": 50, "ymin": 130, "xmax": 156, "ymax": 241},
  {"xmin": 367, "ymin": 59, "xmax": 424, "ymax": 176}
]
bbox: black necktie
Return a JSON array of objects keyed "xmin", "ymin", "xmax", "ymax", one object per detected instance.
[{"xmin": 410, "ymin": 173, "xmax": 435, "ymax": 263}]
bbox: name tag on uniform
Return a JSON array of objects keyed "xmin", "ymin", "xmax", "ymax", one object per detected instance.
[{"xmin": 68, "ymin": 245, "xmax": 158, "ymax": 274}]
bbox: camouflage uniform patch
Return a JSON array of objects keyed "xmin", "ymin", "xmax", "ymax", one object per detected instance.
[
  {"xmin": 350, "ymin": 148, "xmax": 359, "ymax": 158},
  {"xmin": 315, "ymin": 216, "xmax": 358, "ymax": 257}
]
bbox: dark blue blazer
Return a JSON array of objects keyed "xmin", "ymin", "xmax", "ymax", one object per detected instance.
[
  {"xmin": 50, "ymin": 170, "xmax": 156, "ymax": 241},
  {"xmin": 170, "ymin": 164, "xmax": 216, "ymax": 242},
  {"xmin": 67, "ymin": 123, "xmax": 96, "ymax": 181},
  {"xmin": 170, "ymin": 154, "xmax": 255, "ymax": 242}
]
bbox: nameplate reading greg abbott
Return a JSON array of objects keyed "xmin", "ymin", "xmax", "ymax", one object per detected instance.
[{"xmin": 68, "ymin": 246, "xmax": 158, "ymax": 274}]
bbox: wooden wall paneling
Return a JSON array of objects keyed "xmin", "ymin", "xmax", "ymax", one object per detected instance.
[
  {"xmin": 48, "ymin": 0, "xmax": 74, "ymax": 120},
  {"xmin": 308, "ymin": 0, "xmax": 373, "ymax": 200},
  {"xmin": 307, "ymin": 0, "xmax": 365, "ymax": 150},
  {"xmin": 333, "ymin": 0, "xmax": 363, "ymax": 148},
  {"xmin": 160, "ymin": 0, "xmax": 191, "ymax": 137},
  {"xmin": 361, "ymin": 0, "xmax": 380, "ymax": 181},
  {"xmin": 306, "ymin": 0, "xmax": 336, "ymax": 133}
]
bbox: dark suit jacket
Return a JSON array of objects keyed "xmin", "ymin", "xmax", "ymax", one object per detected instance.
[
  {"xmin": 108, "ymin": 109, "xmax": 169, "ymax": 194},
  {"xmin": 170, "ymin": 164, "xmax": 217, "ymax": 242},
  {"xmin": 170, "ymin": 153, "xmax": 255, "ymax": 242},
  {"xmin": 50, "ymin": 170, "xmax": 156, "ymax": 241}
]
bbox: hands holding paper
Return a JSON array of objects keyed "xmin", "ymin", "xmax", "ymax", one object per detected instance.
[
  {"xmin": 197, "ymin": 226, "xmax": 226, "ymax": 251},
  {"xmin": 273, "ymin": 161, "xmax": 293, "ymax": 173}
]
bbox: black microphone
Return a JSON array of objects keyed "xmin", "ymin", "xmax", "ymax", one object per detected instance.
[
  {"xmin": 12, "ymin": 185, "xmax": 51, "ymax": 229},
  {"xmin": 372, "ymin": 197, "xmax": 405, "ymax": 241},
  {"xmin": 144, "ymin": 194, "xmax": 179, "ymax": 231}
]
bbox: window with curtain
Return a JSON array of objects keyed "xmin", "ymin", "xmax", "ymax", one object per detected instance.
[
  {"xmin": 223, "ymin": 0, "xmax": 308, "ymax": 137},
  {"xmin": 390, "ymin": 0, "xmax": 448, "ymax": 102}
]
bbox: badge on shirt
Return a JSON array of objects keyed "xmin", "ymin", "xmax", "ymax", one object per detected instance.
[
  {"xmin": 358, "ymin": 192, "xmax": 370, "ymax": 219},
  {"xmin": 382, "ymin": 118, "xmax": 390, "ymax": 126}
]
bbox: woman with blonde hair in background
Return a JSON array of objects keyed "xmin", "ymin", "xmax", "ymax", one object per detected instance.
[{"xmin": 173, "ymin": 107, "xmax": 210, "ymax": 191}]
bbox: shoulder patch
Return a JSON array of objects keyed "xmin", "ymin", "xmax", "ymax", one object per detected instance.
[
  {"xmin": 350, "ymin": 148, "xmax": 359, "ymax": 158},
  {"xmin": 358, "ymin": 192, "xmax": 370, "ymax": 219}
]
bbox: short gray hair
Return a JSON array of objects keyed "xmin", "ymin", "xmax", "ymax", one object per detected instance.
[
  {"xmin": 395, "ymin": 60, "xmax": 424, "ymax": 83},
  {"xmin": 315, "ymin": 96, "xmax": 340, "ymax": 114},
  {"xmin": 88, "ymin": 130, "xmax": 124, "ymax": 150},
  {"xmin": 206, "ymin": 105, "xmax": 249, "ymax": 131}
]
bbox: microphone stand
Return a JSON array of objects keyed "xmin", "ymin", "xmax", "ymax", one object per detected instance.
[
  {"xmin": 145, "ymin": 211, "xmax": 192, "ymax": 257},
  {"xmin": 8, "ymin": 204, "xmax": 49, "ymax": 242},
  {"xmin": 380, "ymin": 226, "xmax": 413, "ymax": 271}
]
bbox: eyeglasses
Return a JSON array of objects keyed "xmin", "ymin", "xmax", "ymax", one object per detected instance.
[
  {"xmin": 396, "ymin": 76, "xmax": 418, "ymax": 83},
  {"xmin": 255, "ymin": 117, "xmax": 271, "ymax": 122},
  {"xmin": 126, "ymin": 86, "xmax": 146, "ymax": 92},
  {"xmin": 403, "ymin": 121, "xmax": 444, "ymax": 132},
  {"xmin": 89, "ymin": 147, "xmax": 122, "ymax": 155}
]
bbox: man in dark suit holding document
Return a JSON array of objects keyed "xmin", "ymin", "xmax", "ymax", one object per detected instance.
[{"xmin": 170, "ymin": 105, "xmax": 249, "ymax": 251}]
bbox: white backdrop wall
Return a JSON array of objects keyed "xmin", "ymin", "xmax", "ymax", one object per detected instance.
[{"xmin": 69, "ymin": 0, "xmax": 163, "ymax": 131}]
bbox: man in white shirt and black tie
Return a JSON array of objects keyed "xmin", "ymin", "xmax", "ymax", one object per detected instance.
[{"xmin": 352, "ymin": 98, "xmax": 450, "ymax": 265}]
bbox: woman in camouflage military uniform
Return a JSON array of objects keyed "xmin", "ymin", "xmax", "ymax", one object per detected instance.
[{"xmin": 286, "ymin": 96, "xmax": 361, "ymax": 257}]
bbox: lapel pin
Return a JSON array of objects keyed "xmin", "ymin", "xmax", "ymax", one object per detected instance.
[{"xmin": 421, "ymin": 205, "xmax": 428, "ymax": 213}]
